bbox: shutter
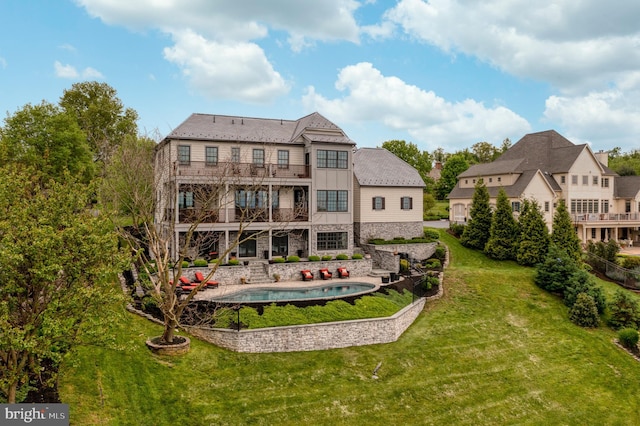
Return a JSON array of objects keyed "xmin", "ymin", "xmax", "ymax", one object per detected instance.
[
  {"xmin": 409, "ymin": 197, "xmax": 413, "ymax": 209},
  {"xmin": 372, "ymin": 197, "xmax": 376, "ymax": 210},
  {"xmin": 382, "ymin": 197, "xmax": 385, "ymax": 209}
]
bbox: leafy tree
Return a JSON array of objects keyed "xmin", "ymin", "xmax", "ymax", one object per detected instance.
[
  {"xmin": 423, "ymin": 192, "xmax": 436, "ymax": 217},
  {"xmin": 471, "ymin": 141, "xmax": 499, "ymax": 163},
  {"xmin": 551, "ymin": 199, "xmax": 582, "ymax": 262},
  {"xmin": 499, "ymin": 138, "xmax": 512, "ymax": 154},
  {"xmin": 607, "ymin": 289, "xmax": 640, "ymax": 330},
  {"xmin": 381, "ymin": 140, "xmax": 432, "ymax": 185},
  {"xmin": 569, "ymin": 293, "xmax": 600, "ymax": 328},
  {"xmin": 563, "ymin": 268, "xmax": 606, "ymax": 314},
  {"xmin": 59, "ymin": 81, "xmax": 138, "ymax": 167},
  {"xmin": 534, "ymin": 244, "xmax": 580, "ymax": 293},
  {"xmin": 435, "ymin": 154, "xmax": 469, "ymax": 199},
  {"xmin": 516, "ymin": 199, "xmax": 549, "ymax": 266},
  {"xmin": 0, "ymin": 167, "xmax": 125, "ymax": 403},
  {"xmin": 0, "ymin": 101, "xmax": 94, "ymax": 183},
  {"xmin": 484, "ymin": 188, "xmax": 519, "ymax": 260},
  {"xmin": 460, "ymin": 179, "xmax": 492, "ymax": 250}
]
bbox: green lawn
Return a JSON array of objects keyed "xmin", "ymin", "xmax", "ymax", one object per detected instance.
[{"xmin": 60, "ymin": 231, "xmax": 640, "ymax": 425}]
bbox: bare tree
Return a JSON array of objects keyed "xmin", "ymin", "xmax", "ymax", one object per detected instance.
[{"xmin": 104, "ymin": 140, "xmax": 307, "ymax": 344}]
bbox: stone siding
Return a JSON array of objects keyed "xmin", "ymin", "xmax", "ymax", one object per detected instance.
[
  {"xmin": 186, "ymin": 298, "xmax": 426, "ymax": 353},
  {"xmin": 361, "ymin": 242, "xmax": 438, "ymax": 272},
  {"xmin": 355, "ymin": 221, "xmax": 424, "ymax": 245}
]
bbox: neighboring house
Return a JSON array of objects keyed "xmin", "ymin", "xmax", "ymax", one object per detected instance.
[
  {"xmin": 448, "ymin": 129, "xmax": 640, "ymax": 244},
  {"xmin": 155, "ymin": 112, "xmax": 355, "ymax": 261},
  {"xmin": 428, "ymin": 161, "xmax": 442, "ymax": 181},
  {"xmin": 353, "ymin": 148, "xmax": 426, "ymax": 245}
]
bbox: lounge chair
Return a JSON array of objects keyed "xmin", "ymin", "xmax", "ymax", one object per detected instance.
[
  {"xmin": 319, "ymin": 268, "xmax": 332, "ymax": 280},
  {"xmin": 301, "ymin": 270, "xmax": 314, "ymax": 281},
  {"xmin": 337, "ymin": 267, "xmax": 349, "ymax": 278},
  {"xmin": 194, "ymin": 271, "xmax": 219, "ymax": 288}
]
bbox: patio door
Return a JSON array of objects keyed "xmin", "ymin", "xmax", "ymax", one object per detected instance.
[{"xmin": 272, "ymin": 235, "xmax": 288, "ymax": 257}]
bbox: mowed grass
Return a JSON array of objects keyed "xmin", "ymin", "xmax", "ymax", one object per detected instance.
[{"xmin": 60, "ymin": 231, "xmax": 640, "ymax": 425}]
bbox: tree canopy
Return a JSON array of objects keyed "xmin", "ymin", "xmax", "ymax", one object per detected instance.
[
  {"xmin": 0, "ymin": 167, "xmax": 126, "ymax": 402},
  {"xmin": 551, "ymin": 199, "xmax": 582, "ymax": 262},
  {"xmin": 435, "ymin": 154, "xmax": 469, "ymax": 199},
  {"xmin": 460, "ymin": 179, "xmax": 492, "ymax": 250},
  {"xmin": 381, "ymin": 140, "xmax": 432, "ymax": 185},
  {"xmin": 0, "ymin": 101, "xmax": 95, "ymax": 183},
  {"xmin": 60, "ymin": 81, "xmax": 139, "ymax": 167},
  {"xmin": 484, "ymin": 188, "xmax": 519, "ymax": 260}
]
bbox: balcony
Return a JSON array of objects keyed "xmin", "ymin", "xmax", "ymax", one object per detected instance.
[
  {"xmin": 174, "ymin": 207, "xmax": 309, "ymax": 224},
  {"xmin": 175, "ymin": 161, "xmax": 310, "ymax": 179},
  {"xmin": 572, "ymin": 213, "xmax": 640, "ymax": 223}
]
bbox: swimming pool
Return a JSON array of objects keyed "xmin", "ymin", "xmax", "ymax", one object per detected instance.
[{"xmin": 212, "ymin": 282, "xmax": 377, "ymax": 303}]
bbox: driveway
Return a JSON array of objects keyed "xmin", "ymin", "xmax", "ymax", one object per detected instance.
[{"xmin": 424, "ymin": 220, "xmax": 450, "ymax": 229}]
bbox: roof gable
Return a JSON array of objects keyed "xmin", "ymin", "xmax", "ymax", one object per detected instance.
[{"xmin": 353, "ymin": 148, "xmax": 425, "ymax": 187}]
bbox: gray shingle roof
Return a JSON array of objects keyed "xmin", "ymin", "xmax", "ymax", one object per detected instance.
[
  {"xmin": 615, "ymin": 176, "xmax": 640, "ymax": 198},
  {"xmin": 162, "ymin": 112, "xmax": 354, "ymax": 146},
  {"xmin": 449, "ymin": 170, "xmax": 548, "ymax": 199},
  {"xmin": 353, "ymin": 148, "xmax": 425, "ymax": 187}
]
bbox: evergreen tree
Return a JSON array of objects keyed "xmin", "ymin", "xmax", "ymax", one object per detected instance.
[
  {"xmin": 516, "ymin": 199, "xmax": 549, "ymax": 266},
  {"xmin": 551, "ymin": 199, "xmax": 582, "ymax": 262},
  {"xmin": 534, "ymin": 244, "xmax": 580, "ymax": 293},
  {"xmin": 607, "ymin": 289, "xmax": 640, "ymax": 329},
  {"xmin": 460, "ymin": 179, "xmax": 492, "ymax": 250},
  {"xmin": 569, "ymin": 293, "xmax": 600, "ymax": 328},
  {"xmin": 484, "ymin": 188, "xmax": 519, "ymax": 260},
  {"xmin": 563, "ymin": 268, "xmax": 606, "ymax": 314}
]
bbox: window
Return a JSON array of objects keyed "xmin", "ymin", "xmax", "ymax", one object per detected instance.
[
  {"xmin": 317, "ymin": 232, "xmax": 348, "ymax": 250},
  {"xmin": 317, "ymin": 150, "xmax": 348, "ymax": 169},
  {"xmin": 602, "ymin": 177, "xmax": 609, "ymax": 188},
  {"xmin": 601, "ymin": 200, "xmax": 609, "ymax": 214},
  {"xmin": 178, "ymin": 190, "xmax": 193, "ymax": 208},
  {"xmin": 544, "ymin": 201, "xmax": 550, "ymax": 212},
  {"xmin": 489, "ymin": 178, "xmax": 493, "ymax": 183},
  {"xmin": 511, "ymin": 201, "xmax": 521, "ymax": 213},
  {"xmin": 570, "ymin": 199, "xmax": 599, "ymax": 214},
  {"xmin": 205, "ymin": 146, "xmax": 218, "ymax": 166},
  {"xmin": 561, "ymin": 176, "xmax": 566, "ymax": 184},
  {"xmin": 571, "ymin": 175, "xmax": 578, "ymax": 185},
  {"xmin": 178, "ymin": 145, "xmax": 190, "ymax": 165},
  {"xmin": 626, "ymin": 200, "xmax": 631, "ymax": 213},
  {"xmin": 272, "ymin": 235, "xmax": 288, "ymax": 257},
  {"xmin": 238, "ymin": 233, "xmax": 256, "ymax": 257},
  {"xmin": 401, "ymin": 196, "xmax": 413, "ymax": 210},
  {"xmin": 318, "ymin": 190, "xmax": 348, "ymax": 212},
  {"xmin": 582, "ymin": 175, "xmax": 588, "ymax": 185},
  {"xmin": 593, "ymin": 176, "xmax": 599, "ymax": 185},
  {"xmin": 235, "ymin": 190, "xmax": 268, "ymax": 208},
  {"xmin": 591, "ymin": 228, "xmax": 596, "ymax": 239},
  {"xmin": 253, "ymin": 149, "xmax": 265, "ymax": 167},
  {"xmin": 373, "ymin": 196, "xmax": 385, "ymax": 211},
  {"xmin": 278, "ymin": 150, "xmax": 289, "ymax": 169},
  {"xmin": 231, "ymin": 147, "xmax": 240, "ymax": 163}
]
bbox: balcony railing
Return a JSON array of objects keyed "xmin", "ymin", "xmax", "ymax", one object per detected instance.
[
  {"xmin": 175, "ymin": 161, "xmax": 310, "ymax": 179},
  {"xmin": 572, "ymin": 213, "xmax": 640, "ymax": 222},
  {"xmin": 172, "ymin": 207, "xmax": 309, "ymax": 224}
]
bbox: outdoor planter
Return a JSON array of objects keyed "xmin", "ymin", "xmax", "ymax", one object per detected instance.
[{"xmin": 145, "ymin": 336, "xmax": 191, "ymax": 356}]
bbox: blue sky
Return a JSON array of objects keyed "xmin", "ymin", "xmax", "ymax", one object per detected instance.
[{"xmin": 1, "ymin": 1, "xmax": 640, "ymax": 153}]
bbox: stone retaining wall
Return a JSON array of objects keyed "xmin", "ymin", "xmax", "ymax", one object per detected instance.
[{"xmin": 186, "ymin": 297, "xmax": 427, "ymax": 353}]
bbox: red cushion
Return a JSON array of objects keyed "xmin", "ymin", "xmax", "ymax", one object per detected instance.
[{"xmin": 179, "ymin": 276, "xmax": 191, "ymax": 285}]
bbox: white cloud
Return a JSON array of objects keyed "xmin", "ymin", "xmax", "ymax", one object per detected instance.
[
  {"xmin": 54, "ymin": 61, "xmax": 104, "ymax": 80},
  {"xmin": 163, "ymin": 30, "xmax": 289, "ymax": 103},
  {"xmin": 0, "ymin": 57, "xmax": 6, "ymax": 69},
  {"xmin": 58, "ymin": 43, "xmax": 77, "ymax": 52},
  {"xmin": 75, "ymin": 0, "xmax": 363, "ymax": 103},
  {"xmin": 303, "ymin": 62, "xmax": 531, "ymax": 150},
  {"xmin": 54, "ymin": 61, "xmax": 79, "ymax": 78}
]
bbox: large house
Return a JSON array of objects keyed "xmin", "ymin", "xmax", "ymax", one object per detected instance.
[
  {"xmin": 448, "ymin": 130, "xmax": 640, "ymax": 244},
  {"xmin": 154, "ymin": 112, "xmax": 425, "ymax": 261}
]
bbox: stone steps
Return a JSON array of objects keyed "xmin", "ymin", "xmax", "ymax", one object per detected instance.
[{"xmin": 247, "ymin": 261, "xmax": 273, "ymax": 284}]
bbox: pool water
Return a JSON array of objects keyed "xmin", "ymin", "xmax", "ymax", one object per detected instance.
[{"xmin": 213, "ymin": 283, "xmax": 376, "ymax": 303}]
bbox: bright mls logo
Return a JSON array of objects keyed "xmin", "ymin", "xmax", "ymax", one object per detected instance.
[{"xmin": 2, "ymin": 404, "xmax": 69, "ymax": 425}]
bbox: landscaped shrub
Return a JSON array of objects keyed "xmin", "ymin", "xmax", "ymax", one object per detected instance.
[
  {"xmin": 286, "ymin": 255, "xmax": 300, "ymax": 263},
  {"xmin": 449, "ymin": 223, "xmax": 465, "ymax": 238},
  {"xmin": 434, "ymin": 245, "xmax": 446, "ymax": 261},
  {"xmin": 563, "ymin": 268, "xmax": 606, "ymax": 314},
  {"xmin": 569, "ymin": 293, "xmax": 600, "ymax": 328},
  {"xmin": 351, "ymin": 253, "xmax": 363, "ymax": 260},
  {"xmin": 308, "ymin": 255, "xmax": 321, "ymax": 262},
  {"xmin": 400, "ymin": 259, "xmax": 410, "ymax": 272},
  {"xmin": 618, "ymin": 328, "xmax": 639, "ymax": 349},
  {"xmin": 534, "ymin": 244, "xmax": 579, "ymax": 294},
  {"xmin": 607, "ymin": 289, "xmax": 640, "ymax": 330},
  {"xmin": 228, "ymin": 258, "xmax": 240, "ymax": 266},
  {"xmin": 193, "ymin": 259, "xmax": 208, "ymax": 267},
  {"xmin": 421, "ymin": 274, "xmax": 439, "ymax": 291},
  {"xmin": 321, "ymin": 255, "xmax": 333, "ymax": 261},
  {"xmin": 424, "ymin": 259, "xmax": 442, "ymax": 270},
  {"xmin": 336, "ymin": 253, "xmax": 349, "ymax": 260},
  {"xmin": 273, "ymin": 257, "xmax": 286, "ymax": 263},
  {"xmin": 622, "ymin": 256, "xmax": 640, "ymax": 270},
  {"xmin": 423, "ymin": 228, "xmax": 440, "ymax": 241},
  {"xmin": 181, "ymin": 261, "xmax": 190, "ymax": 268}
]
